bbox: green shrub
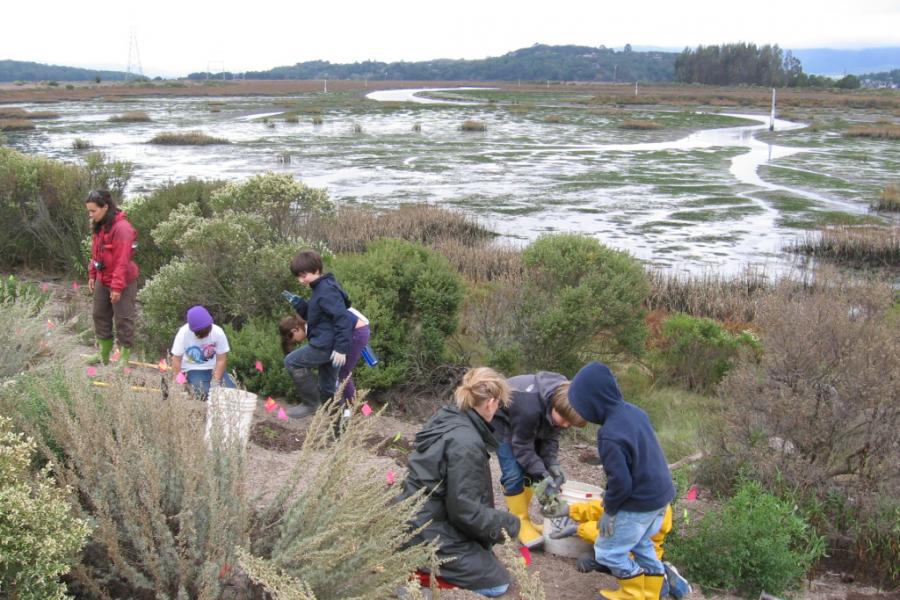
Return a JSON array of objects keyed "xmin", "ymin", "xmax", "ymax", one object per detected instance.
[
  {"xmin": 0, "ymin": 274, "xmax": 48, "ymax": 310},
  {"xmin": 0, "ymin": 276, "xmax": 58, "ymax": 380},
  {"xmin": 519, "ymin": 234, "xmax": 649, "ymax": 374},
  {"xmin": 125, "ymin": 178, "xmax": 225, "ymax": 281},
  {"xmin": 652, "ymin": 314, "xmax": 761, "ymax": 392},
  {"xmin": 80, "ymin": 151, "xmax": 134, "ymax": 202},
  {"xmin": 223, "ymin": 317, "xmax": 293, "ymax": 398},
  {"xmin": 209, "ymin": 172, "xmax": 334, "ymax": 241},
  {"xmin": 332, "ymin": 239, "xmax": 464, "ymax": 390},
  {"xmin": 243, "ymin": 397, "xmax": 437, "ymax": 600},
  {"xmin": 0, "ymin": 415, "xmax": 91, "ymax": 600},
  {"xmin": 0, "ymin": 147, "xmax": 92, "ymax": 272},
  {"xmin": 138, "ymin": 206, "xmax": 300, "ymax": 353},
  {"xmin": 669, "ymin": 479, "xmax": 824, "ymax": 597}
]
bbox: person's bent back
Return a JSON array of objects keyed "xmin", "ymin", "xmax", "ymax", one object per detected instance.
[{"xmin": 399, "ymin": 367, "xmax": 520, "ymax": 597}]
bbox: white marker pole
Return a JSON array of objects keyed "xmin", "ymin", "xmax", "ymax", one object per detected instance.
[{"xmin": 769, "ymin": 88, "xmax": 776, "ymax": 131}]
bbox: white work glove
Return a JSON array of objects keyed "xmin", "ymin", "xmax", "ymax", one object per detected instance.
[{"xmin": 331, "ymin": 351, "xmax": 347, "ymax": 368}]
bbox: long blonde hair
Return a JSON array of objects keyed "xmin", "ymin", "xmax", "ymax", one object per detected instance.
[{"xmin": 454, "ymin": 367, "xmax": 511, "ymax": 411}]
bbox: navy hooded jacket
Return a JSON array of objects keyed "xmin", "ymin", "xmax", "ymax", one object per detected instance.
[
  {"xmin": 290, "ymin": 272, "xmax": 355, "ymax": 354},
  {"xmin": 567, "ymin": 362, "xmax": 674, "ymax": 515}
]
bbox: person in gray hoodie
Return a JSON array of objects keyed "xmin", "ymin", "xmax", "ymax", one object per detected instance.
[
  {"xmin": 564, "ymin": 362, "xmax": 676, "ymax": 600},
  {"xmin": 399, "ymin": 367, "xmax": 520, "ymax": 597},
  {"xmin": 492, "ymin": 371, "xmax": 586, "ymax": 548}
]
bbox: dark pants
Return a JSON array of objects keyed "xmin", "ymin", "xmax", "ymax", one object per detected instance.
[
  {"xmin": 338, "ymin": 325, "xmax": 370, "ymax": 402},
  {"xmin": 92, "ymin": 279, "xmax": 137, "ymax": 347},
  {"xmin": 284, "ymin": 344, "xmax": 337, "ymax": 401}
]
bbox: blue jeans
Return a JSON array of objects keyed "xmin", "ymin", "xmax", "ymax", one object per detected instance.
[
  {"xmin": 497, "ymin": 442, "xmax": 527, "ymax": 495},
  {"xmin": 283, "ymin": 344, "xmax": 338, "ymax": 398},
  {"xmin": 185, "ymin": 370, "xmax": 236, "ymax": 400},
  {"xmin": 594, "ymin": 507, "xmax": 667, "ymax": 579},
  {"xmin": 472, "ymin": 584, "xmax": 509, "ymax": 597}
]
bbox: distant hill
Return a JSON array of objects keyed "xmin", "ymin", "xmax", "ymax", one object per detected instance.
[
  {"xmin": 188, "ymin": 44, "xmax": 679, "ymax": 82},
  {"xmin": 0, "ymin": 60, "xmax": 131, "ymax": 82},
  {"xmin": 790, "ymin": 47, "xmax": 900, "ymax": 76}
]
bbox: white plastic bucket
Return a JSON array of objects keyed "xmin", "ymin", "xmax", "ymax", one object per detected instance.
[
  {"xmin": 205, "ymin": 388, "xmax": 258, "ymax": 448},
  {"xmin": 543, "ymin": 480, "xmax": 605, "ymax": 558}
]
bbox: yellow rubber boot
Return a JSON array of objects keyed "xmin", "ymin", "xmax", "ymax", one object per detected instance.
[
  {"xmin": 600, "ymin": 574, "xmax": 645, "ymax": 600},
  {"xmin": 505, "ymin": 491, "xmax": 544, "ymax": 549},
  {"xmin": 652, "ymin": 505, "xmax": 673, "ymax": 560},
  {"xmin": 643, "ymin": 574, "xmax": 665, "ymax": 600},
  {"xmin": 523, "ymin": 486, "xmax": 543, "ymax": 534}
]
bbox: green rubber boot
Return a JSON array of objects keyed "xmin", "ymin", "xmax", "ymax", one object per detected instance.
[
  {"xmin": 118, "ymin": 346, "xmax": 132, "ymax": 367},
  {"xmin": 86, "ymin": 338, "xmax": 114, "ymax": 365}
]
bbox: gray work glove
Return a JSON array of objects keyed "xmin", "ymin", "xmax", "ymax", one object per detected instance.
[
  {"xmin": 536, "ymin": 473, "xmax": 560, "ymax": 503},
  {"xmin": 548, "ymin": 463, "xmax": 566, "ymax": 487},
  {"xmin": 600, "ymin": 512, "xmax": 616, "ymax": 538}
]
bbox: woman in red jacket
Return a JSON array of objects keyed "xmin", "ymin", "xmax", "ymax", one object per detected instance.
[{"xmin": 85, "ymin": 190, "xmax": 139, "ymax": 365}]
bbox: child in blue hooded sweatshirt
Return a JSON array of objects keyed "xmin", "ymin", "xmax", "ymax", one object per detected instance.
[{"xmin": 562, "ymin": 362, "xmax": 676, "ymax": 600}]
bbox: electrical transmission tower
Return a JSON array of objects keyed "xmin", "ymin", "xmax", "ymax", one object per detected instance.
[{"xmin": 125, "ymin": 28, "xmax": 144, "ymax": 82}]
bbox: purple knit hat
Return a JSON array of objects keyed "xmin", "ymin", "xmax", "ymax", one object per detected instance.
[{"xmin": 186, "ymin": 305, "xmax": 213, "ymax": 332}]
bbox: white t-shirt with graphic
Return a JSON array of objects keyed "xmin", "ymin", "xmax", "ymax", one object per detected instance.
[{"xmin": 171, "ymin": 323, "xmax": 230, "ymax": 372}]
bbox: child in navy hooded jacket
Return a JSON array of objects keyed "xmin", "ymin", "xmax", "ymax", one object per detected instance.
[{"xmin": 566, "ymin": 361, "xmax": 675, "ymax": 600}]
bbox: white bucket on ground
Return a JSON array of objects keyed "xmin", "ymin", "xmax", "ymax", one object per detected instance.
[
  {"xmin": 205, "ymin": 388, "xmax": 258, "ymax": 448},
  {"xmin": 543, "ymin": 479, "xmax": 605, "ymax": 558}
]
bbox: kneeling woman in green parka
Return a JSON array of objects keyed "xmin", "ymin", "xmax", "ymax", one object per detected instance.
[{"xmin": 399, "ymin": 367, "xmax": 521, "ymax": 597}]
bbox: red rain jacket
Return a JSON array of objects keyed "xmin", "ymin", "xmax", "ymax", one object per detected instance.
[{"xmin": 88, "ymin": 211, "xmax": 139, "ymax": 292}]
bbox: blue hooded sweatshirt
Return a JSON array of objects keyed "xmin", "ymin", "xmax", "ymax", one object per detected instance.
[{"xmin": 567, "ymin": 362, "xmax": 674, "ymax": 515}]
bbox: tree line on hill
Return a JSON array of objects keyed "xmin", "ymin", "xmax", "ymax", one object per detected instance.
[
  {"xmin": 674, "ymin": 43, "xmax": 861, "ymax": 88},
  {"xmin": 188, "ymin": 44, "xmax": 678, "ymax": 82},
  {"xmin": 0, "ymin": 60, "xmax": 130, "ymax": 83}
]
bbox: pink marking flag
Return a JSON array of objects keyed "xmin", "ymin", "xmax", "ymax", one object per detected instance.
[
  {"xmin": 40, "ymin": 282, "xmax": 50, "ymax": 293},
  {"xmin": 123, "ymin": 367, "xmax": 132, "ymax": 375},
  {"xmin": 360, "ymin": 403, "xmax": 373, "ymax": 417},
  {"xmin": 385, "ymin": 470, "xmax": 396, "ymax": 485},
  {"xmin": 86, "ymin": 366, "xmax": 97, "ymax": 377},
  {"xmin": 265, "ymin": 397, "xmax": 277, "ymax": 413},
  {"xmin": 110, "ymin": 349, "xmax": 121, "ymax": 362},
  {"xmin": 175, "ymin": 372, "xmax": 187, "ymax": 385},
  {"xmin": 254, "ymin": 360, "xmax": 264, "ymax": 373},
  {"xmin": 71, "ymin": 281, "xmax": 80, "ymax": 291},
  {"xmin": 277, "ymin": 407, "xmax": 289, "ymax": 421},
  {"xmin": 686, "ymin": 485, "xmax": 699, "ymax": 502},
  {"xmin": 519, "ymin": 546, "xmax": 533, "ymax": 566},
  {"xmin": 46, "ymin": 319, "xmax": 55, "ymax": 329}
]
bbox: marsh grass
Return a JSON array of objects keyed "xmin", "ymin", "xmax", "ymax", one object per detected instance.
[
  {"xmin": 149, "ymin": 130, "xmax": 230, "ymax": 145},
  {"xmin": 284, "ymin": 114, "xmax": 299, "ymax": 123},
  {"xmin": 789, "ymin": 225, "xmax": 900, "ymax": 267},
  {"xmin": 72, "ymin": 137, "xmax": 93, "ymax": 150},
  {"xmin": 108, "ymin": 110, "xmax": 152, "ymax": 122},
  {"xmin": 311, "ymin": 115, "xmax": 323, "ymax": 125},
  {"xmin": 0, "ymin": 107, "xmax": 27, "ymax": 119},
  {"xmin": 619, "ymin": 119, "xmax": 664, "ymax": 130},
  {"xmin": 0, "ymin": 118, "xmax": 35, "ymax": 131},
  {"xmin": 873, "ymin": 182, "xmax": 900, "ymax": 211},
  {"xmin": 845, "ymin": 122, "xmax": 900, "ymax": 139},
  {"xmin": 460, "ymin": 119, "xmax": 487, "ymax": 132},
  {"xmin": 646, "ymin": 267, "xmax": 770, "ymax": 323}
]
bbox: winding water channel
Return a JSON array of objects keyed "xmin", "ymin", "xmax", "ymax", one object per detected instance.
[{"xmin": 6, "ymin": 87, "xmax": 885, "ymax": 275}]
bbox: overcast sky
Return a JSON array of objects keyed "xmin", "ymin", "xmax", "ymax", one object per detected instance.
[{"xmin": 3, "ymin": 0, "xmax": 898, "ymax": 76}]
